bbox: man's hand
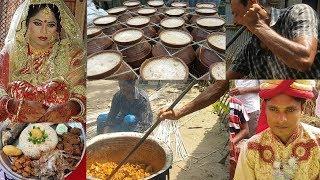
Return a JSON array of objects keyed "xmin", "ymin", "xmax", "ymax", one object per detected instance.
[
  {"xmin": 157, "ymin": 108, "xmax": 181, "ymax": 121},
  {"xmin": 243, "ymin": 4, "xmax": 268, "ymax": 32}
]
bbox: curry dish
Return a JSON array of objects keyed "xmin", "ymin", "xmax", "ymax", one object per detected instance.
[{"xmin": 87, "ymin": 162, "xmax": 153, "ymax": 180}]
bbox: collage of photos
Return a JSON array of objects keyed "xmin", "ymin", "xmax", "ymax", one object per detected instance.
[{"xmin": 0, "ymin": 0, "xmax": 319, "ymax": 180}]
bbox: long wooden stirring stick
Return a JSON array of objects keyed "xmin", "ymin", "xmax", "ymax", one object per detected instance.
[
  {"xmin": 226, "ymin": 26, "xmax": 246, "ymax": 48},
  {"xmin": 108, "ymin": 80, "xmax": 197, "ymax": 179}
]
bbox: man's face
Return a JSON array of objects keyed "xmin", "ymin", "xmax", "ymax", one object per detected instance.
[
  {"xmin": 119, "ymin": 81, "xmax": 135, "ymax": 100},
  {"xmin": 231, "ymin": 0, "xmax": 250, "ymax": 25},
  {"xmin": 266, "ymin": 94, "xmax": 302, "ymax": 141}
]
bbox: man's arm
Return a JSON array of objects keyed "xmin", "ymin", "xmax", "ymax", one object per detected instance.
[
  {"xmin": 231, "ymin": 122, "xmax": 249, "ymax": 145},
  {"xmin": 105, "ymin": 93, "xmax": 120, "ymax": 125},
  {"xmin": 245, "ymin": 4, "xmax": 318, "ymax": 71},
  {"xmin": 229, "ymin": 86, "xmax": 260, "ymax": 96},
  {"xmin": 158, "ymin": 70, "xmax": 244, "ymax": 120}
]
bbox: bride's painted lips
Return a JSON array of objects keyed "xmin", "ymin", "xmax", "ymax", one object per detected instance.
[{"xmin": 38, "ymin": 36, "xmax": 48, "ymax": 41}]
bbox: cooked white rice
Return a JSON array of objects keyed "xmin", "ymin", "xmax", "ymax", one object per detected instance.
[
  {"xmin": 161, "ymin": 18, "xmax": 185, "ymax": 28},
  {"xmin": 165, "ymin": 8, "xmax": 185, "ymax": 16},
  {"xmin": 114, "ymin": 29, "xmax": 143, "ymax": 43},
  {"xmin": 196, "ymin": 8, "xmax": 217, "ymax": 14},
  {"xmin": 142, "ymin": 57, "xmax": 187, "ymax": 80},
  {"xmin": 171, "ymin": 2, "xmax": 187, "ymax": 7},
  {"xmin": 127, "ymin": 16, "xmax": 150, "ymax": 26},
  {"xmin": 196, "ymin": 3, "xmax": 215, "ymax": 8},
  {"xmin": 147, "ymin": 0, "xmax": 164, "ymax": 7},
  {"xmin": 107, "ymin": 6, "xmax": 127, "ymax": 14},
  {"xmin": 94, "ymin": 16, "xmax": 117, "ymax": 25},
  {"xmin": 210, "ymin": 62, "xmax": 226, "ymax": 80},
  {"xmin": 87, "ymin": 52, "xmax": 121, "ymax": 77},
  {"xmin": 160, "ymin": 30, "xmax": 191, "ymax": 46},
  {"xmin": 87, "ymin": 27, "xmax": 101, "ymax": 36},
  {"xmin": 208, "ymin": 34, "xmax": 226, "ymax": 50},
  {"xmin": 137, "ymin": 8, "xmax": 157, "ymax": 15},
  {"xmin": 18, "ymin": 123, "xmax": 58, "ymax": 159},
  {"xmin": 123, "ymin": 1, "xmax": 140, "ymax": 6},
  {"xmin": 196, "ymin": 17, "xmax": 225, "ymax": 28}
]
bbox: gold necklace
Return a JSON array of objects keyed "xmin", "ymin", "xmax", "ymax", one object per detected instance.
[{"xmin": 28, "ymin": 44, "xmax": 52, "ymax": 59}]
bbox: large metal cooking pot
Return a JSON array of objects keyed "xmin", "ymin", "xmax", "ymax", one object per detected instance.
[
  {"xmin": 87, "ymin": 132, "xmax": 173, "ymax": 180},
  {"xmin": 0, "ymin": 122, "xmax": 86, "ymax": 180}
]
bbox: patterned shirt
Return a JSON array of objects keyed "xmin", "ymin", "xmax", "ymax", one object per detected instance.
[
  {"xmin": 107, "ymin": 87, "xmax": 153, "ymax": 132},
  {"xmin": 231, "ymin": 4, "xmax": 320, "ymax": 79},
  {"xmin": 234, "ymin": 123, "xmax": 320, "ymax": 180}
]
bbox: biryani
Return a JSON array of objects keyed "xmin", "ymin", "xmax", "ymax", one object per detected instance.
[
  {"xmin": 17, "ymin": 123, "xmax": 58, "ymax": 158},
  {"xmin": 87, "ymin": 162, "xmax": 153, "ymax": 180}
]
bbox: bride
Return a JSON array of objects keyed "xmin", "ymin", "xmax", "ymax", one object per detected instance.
[{"xmin": 0, "ymin": 0, "xmax": 86, "ymax": 123}]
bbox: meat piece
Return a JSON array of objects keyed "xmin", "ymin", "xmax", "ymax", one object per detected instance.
[
  {"xmin": 63, "ymin": 133, "xmax": 80, "ymax": 145},
  {"xmin": 64, "ymin": 143, "xmax": 74, "ymax": 155},
  {"xmin": 73, "ymin": 146, "xmax": 81, "ymax": 156},
  {"xmin": 70, "ymin": 128, "xmax": 81, "ymax": 135},
  {"xmin": 57, "ymin": 143, "xmax": 64, "ymax": 150},
  {"xmin": 1, "ymin": 122, "xmax": 27, "ymax": 146},
  {"xmin": 32, "ymin": 150, "xmax": 80, "ymax": 179}
]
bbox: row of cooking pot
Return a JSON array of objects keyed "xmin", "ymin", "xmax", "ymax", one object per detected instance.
[
  {"xmin": 87, "ymin": 37, "xmax": 224, "ymax": 79},
  {"xmin": 88, "ymin": 16, "xmax": 225, "ymax": 43}
]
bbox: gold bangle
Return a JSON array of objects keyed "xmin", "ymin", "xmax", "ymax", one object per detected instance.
[{"xmin": 69, "ymin": 97, "xmax": 85, "ymax": 120}]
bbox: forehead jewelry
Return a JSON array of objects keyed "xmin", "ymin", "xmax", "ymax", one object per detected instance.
[{"xmin": 43, "ymin": 5, "xmax": 52, "ymax": 19}]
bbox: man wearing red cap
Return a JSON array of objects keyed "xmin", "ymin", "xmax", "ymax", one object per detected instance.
[{"xmin": 234, "ymin": 80, "xmax": 320, "ymax": 179}]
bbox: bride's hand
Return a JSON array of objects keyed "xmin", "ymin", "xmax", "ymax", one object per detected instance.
[
  {"xmin": 7, "ymin": 99, "xmax": 46, "ymax": 122},
  {"xmin": 41, "ymin": 101, "xmax": 80, "ymax": 122}
]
